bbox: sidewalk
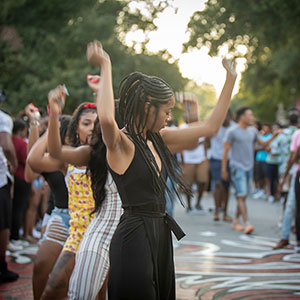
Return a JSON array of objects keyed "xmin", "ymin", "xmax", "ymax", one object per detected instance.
[
  {"xmin": 1, "ymin": 191, "xmax": 300, "ymax": 300},
  {"xmin": 173, "ymin": 191, "xmax": 300, "ymax": 299}
]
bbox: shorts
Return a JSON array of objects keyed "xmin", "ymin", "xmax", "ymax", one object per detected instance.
[
  {"xmin": 182, "ymin": 159, "xmax": 210, "ymax": 186},
  {"xmin": 210, "ymin": 158, "xmax": 230, "ymax": 189},
  {"xmin": 231, "ymin": 166, "xmax": 253, "ymax": 197},
  {"xmin": 255, "ymin": 161, "xmax": 267, "ymax": 180},
  {"xmin": 0, "ymin": 180, "xmax": 12, "ymax": 230},
  {"xmin": 33, "ymin": 176, "xmax": 44, "ymax": 190},
  {"xmin": 41, "ymin": 207, "xmax": 70, "ymax": 246}
]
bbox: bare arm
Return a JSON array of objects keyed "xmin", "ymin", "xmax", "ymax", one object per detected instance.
[
  {"xmin": 24, "ymin": 162, "xmax": 40, "ymax": 183},
  {"xmin": 221, "ymin": 142, "xmax": 231, "ymax": 181},
  {"xmin": 0, "ymin": 132, "xmax": 18, "ymax": 174},
  {"xmin": 25, "ymin": 104, "xmax": 40, "ymax": 153},
  {"xmin": 161, "ymin": 59, "xmax": 237, "ymax": 147},
  {"xmin": 26, "ymin": 131, "xmax": 65, "ymax": 174},
  {"xmin": 27, "ymin": 123, "xmax": 40, "ymax": 154},
  {"xmin": 47, "ymin": 86, "xmax": 91, "ymax": 167},
  {"xmin": 87, "ymin": 41, "xmax": 133, "ymax": 174},
  {"xmin": 257, "ymin": 132, "xmax": 279, "ymax": 147},
  {"xmin": 87, "ymin": 41, "xmax": 121, "ymax": 151}
]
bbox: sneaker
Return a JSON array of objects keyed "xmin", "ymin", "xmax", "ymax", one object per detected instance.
[
  {"xmin": 195, "ymin": 205, "xmax": 205, "ymax": 215},
  {"xmin": 186, "ymin": 208, "xmax": 193, "ymax": 215},
  {"xmin": 268, "ymin": 195, "xmax": 275, "ymax": 203},
  {"xmin": 252, "ymin": 190, "xmax": 264, "ymax": 199},
  {"xmin": 0, "ymin": 260, "xmax": 19, "ymax": 283},
  {"xmin": 273, "ymin": 239, "xmax": 289, "ymax": 250},
  {"xmin": 7, "ymin": 242, "xmax": 23, "ymax": 252},
  {"xmin": 11, "ymin": 239, "xmax": 30, "ymax": 248},
  {"xmin": 0, "ymin": 269, "xmax": 19, "ymax": 283}
]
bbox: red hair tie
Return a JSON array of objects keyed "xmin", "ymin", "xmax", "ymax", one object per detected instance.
[{"xmin": 83, "ymin": 103, "xmax": 96, "ymax": 109}]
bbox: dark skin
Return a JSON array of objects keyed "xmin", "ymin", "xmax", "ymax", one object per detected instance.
[{"xmin": 211, "ymin": 113, "xmax": 232, "ymax": 221}]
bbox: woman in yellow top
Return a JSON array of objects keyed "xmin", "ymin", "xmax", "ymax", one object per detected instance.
[{"xmin": 40, "ymin": 94, "xmax": 97, "ymax": 300}]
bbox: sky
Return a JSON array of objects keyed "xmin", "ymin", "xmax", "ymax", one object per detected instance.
[{"xmin": 125, "ymin": 0, "xmax": 246, "ymax": 96}]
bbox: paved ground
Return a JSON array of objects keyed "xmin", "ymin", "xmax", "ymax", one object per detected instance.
[
  {"xmin": 173, "ymin": 191, "xmax": 300, "ymax": 299},
  {"xmin": 1, "ymin": 191, "xmax": 300, "ymax": 300}
]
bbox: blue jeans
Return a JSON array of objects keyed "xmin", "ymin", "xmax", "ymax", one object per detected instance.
[
  {"xmin": 282, "ymin": 176, "xmax": 296, "ymax": 240},
  {"xmin": 231, "ymin": 166, "xmax": 253, "ymax": 197},
  {"xmin": 165, "ymin": 177, "xmax": 175, "ymax": 216}
]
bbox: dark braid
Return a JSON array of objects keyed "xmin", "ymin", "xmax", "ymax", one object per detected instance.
[
  {"xmin": 88, "ymin": 101, "xmax": 124, "ymax": 214},
  {"xmin": 88, "ymin": 118, "xmax": 108, "ymax": 214},
  {"xmin": 118, "ymin": 72, "xmax": 192, "ymax": 206}
]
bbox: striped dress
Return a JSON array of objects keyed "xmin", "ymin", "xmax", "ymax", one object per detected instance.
[{"xmin": 68, "ymin": 172, "xmax": 122, "ymax": 300}]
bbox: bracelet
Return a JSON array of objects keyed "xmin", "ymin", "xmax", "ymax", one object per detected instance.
[{"xmin": 30, "ymin": 120, "xmax": 40, "ymax": 127}]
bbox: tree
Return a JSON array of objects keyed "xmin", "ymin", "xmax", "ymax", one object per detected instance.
[
  {"xmin": 0, "ymin": 0, "xmax": 186, "ymax": 115},
  {"xmin": 184, "ymin": 0, "xmax": 300, "ymax": 121}
]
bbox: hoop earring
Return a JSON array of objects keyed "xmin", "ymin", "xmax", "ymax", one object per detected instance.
[{"xmin": 76, "ymin": 133, "xmax": 80, "ymax": 144}]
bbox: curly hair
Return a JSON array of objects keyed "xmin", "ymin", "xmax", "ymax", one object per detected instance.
[
  {"xmin": 67, "ymin": 102, "xmax": 97, "ymax": 147},
  {"xmin": 59, "ymin": 115, "xmax": 72, "ymax": 145},
  {"xmin": 118, "ymin": 72, "xmax": 191, "ymax": 206}
]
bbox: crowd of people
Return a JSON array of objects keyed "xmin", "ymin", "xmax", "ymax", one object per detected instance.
[{"xmin": 0, "ymin": 40, "xmax": 299, "ymax": 300}]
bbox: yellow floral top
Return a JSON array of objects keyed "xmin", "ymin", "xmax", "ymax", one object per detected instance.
[{"xmin": 63, "ymin": 165, "xmax": 94, "ymax": 253}]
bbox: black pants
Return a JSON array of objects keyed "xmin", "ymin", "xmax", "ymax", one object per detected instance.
[
  {"xmin": 10, "ymin": 177, "xmax": 31, "ymax": 240},
  {"xmin": 108, "ymin": 214, "xmax": 175, "ymax": 300},
  {"xmin": 266, "ymin": 163, "xmax": 279, "ymax": 196},
  {"xmin": 294, "ymin": 170, "xmax": 300, "ymax": 242}
]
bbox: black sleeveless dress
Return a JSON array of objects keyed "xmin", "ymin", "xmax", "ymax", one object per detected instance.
[{"xmin": 108, "ymin": 139, "xmax": 185, "ymax": 300}]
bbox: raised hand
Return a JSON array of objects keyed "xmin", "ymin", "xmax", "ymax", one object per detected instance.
[
  {"xmin": 87, "ymin": 74, "xmax": 101, "ymax": 93},
  {"xmin": 25, "ymin": 103, "xmax": 38, "ymax": 121},
  {"xmin": 48, "ymin": 85, "xmax": 67, "ymax": 116},
  {"xmin": 87, "ymin": 40, "xmax": 110, "ymax": 67},
  {"xmin": 222, "ymin": 58, "xmax": 237, "ymax": 78}
]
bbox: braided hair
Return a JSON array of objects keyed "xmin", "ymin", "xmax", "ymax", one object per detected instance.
[
  {"xmin": 88, "ymin": 101, "xmax": 124, "ymax": 214},
  {"xmin": 118, "ymin": 72, "xmax": 191, "ymax": 206},
  {"xmin": 88, "ymin": 118, "xmax": 107, "ymax": 214}
]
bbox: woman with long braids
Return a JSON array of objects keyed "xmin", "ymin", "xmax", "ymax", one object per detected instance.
[
  {"xmin": 40, "ymin": 92, "xmax": 97, "ymax": 300},
  {"xmin": 25, "ymin": 114, "xmax": 71, "ymax": 300},
  {"xmin": 86, "ymin": 40, "xmax": 237, "ymax": 300}
]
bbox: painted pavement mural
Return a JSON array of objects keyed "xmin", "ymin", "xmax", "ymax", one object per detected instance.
[
  {"xmin": 174, "ymin": 233, "xmax": 300, "ymax": 299},
  {"xmin": 1, "ymin": 234, "xmax": 300, "ymax": 299}
]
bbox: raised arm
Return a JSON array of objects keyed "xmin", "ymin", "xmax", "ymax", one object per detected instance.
[
  {"xmin": 47, "ymin": 86, "xmax": 91, "ymax": 167},
  {"xmin": 161, "ymin": 59, "xmax": 237, "ymax": 148},
  {"xmin": 26, "ymin": 131, "xmax": 64, "ymax": 174},
  {"xmin": 25, "ymin": 104, "xmax": 40, "ymax": 153},
  {"xmin": 86, "ymin": 41, "xmax": 122, "ymax": 151}
]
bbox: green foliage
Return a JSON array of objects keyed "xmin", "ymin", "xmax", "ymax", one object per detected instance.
[
  {"xmin": 185, "ymin": 0, "xmax": 300, "ymax": 121},
  {"xmin": 0, "ymin": 0, "xmax": 186, "ymax": 115},
  {"xmin": 185, "ymin": 81, "xmax": 217, "ymax": 121}
]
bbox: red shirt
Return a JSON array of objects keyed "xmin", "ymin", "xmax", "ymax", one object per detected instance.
[{"xmin": 12, "ymin": 136, "xmax": 28, "ymax": 180}]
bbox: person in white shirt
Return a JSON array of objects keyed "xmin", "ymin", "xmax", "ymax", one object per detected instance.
[
  {"xmin": 209, "ymin": 111, "xmax": 235, "ymax": 221},
  {"xmin": 180, "ymin": 122, "xmax": 209, "ymax": 214},
  {"xmin": 0, "ymin": 89, "xmax": 19, "ymax": 283}
]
